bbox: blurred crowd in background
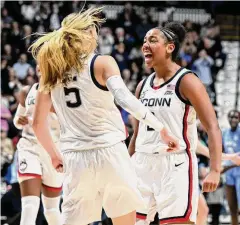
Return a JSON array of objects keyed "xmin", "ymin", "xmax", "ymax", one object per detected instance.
[{"xmin": 1, "ymin": 1, "xmax": 239, "ymax": 225}]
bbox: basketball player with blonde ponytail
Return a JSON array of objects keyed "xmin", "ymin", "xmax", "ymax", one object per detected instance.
[{"xmin": 29, "ymin": 7, "xmax": 179, "ymax": 225}]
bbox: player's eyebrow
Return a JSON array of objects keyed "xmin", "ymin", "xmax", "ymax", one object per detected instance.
[{"xmin": 144, "ymin": 35, "xmax": 158, "ymax": 41}]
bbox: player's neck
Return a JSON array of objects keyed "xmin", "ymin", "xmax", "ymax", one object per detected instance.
[{"xmin": 153, "ymin": 62, "xmax": 180, "ymax": 82}]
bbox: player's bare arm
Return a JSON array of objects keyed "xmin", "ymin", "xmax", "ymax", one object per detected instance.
[
  {"xmin": 128, "ymin": 80, "xmax": 143, "ymax": 156},
  {"xmin": 13, "ymin": 85, "xmax": 30, "ymax": 129},
  {"xmin": 197, "ymin": 140, "xmax": 240, "ymax": 165},
  {"xmin": 32, "ymin": 89, "xmax": 63, "ymax": 172},
  {"xmin": 180, "ymin": 73, "xmax": 222, "ymax": 192}
]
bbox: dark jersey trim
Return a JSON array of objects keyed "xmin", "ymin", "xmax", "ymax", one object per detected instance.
[
  {"xmin": 90, "ymin": 54, "xmax": 108, "ymax": 91},
  {"xmin": 175, "ymin": 71, "xmax": 198, "ymax": 105},
  {"xmin": 138, "ymin": 77, "xmax": 149, "ymax": 98},
  {"xmin": 136, "ymin": 212, "xmax": 147, "ymax": 220},
  {"xmin": 150, "ymin": 67, "xmax": 184, "ymax": 90}
]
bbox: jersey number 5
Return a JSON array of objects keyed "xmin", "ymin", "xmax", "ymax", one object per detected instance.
[{"xmin": 64, "ymin": 87, "xmax": 81, "ymax": 108}]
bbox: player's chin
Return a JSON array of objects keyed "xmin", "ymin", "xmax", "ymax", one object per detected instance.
[{"xmin": 144, "ymin": 61, "xmax": 153, "ymax": 68}]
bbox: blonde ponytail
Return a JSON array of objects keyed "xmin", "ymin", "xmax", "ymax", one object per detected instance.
[{"xmin": 29, "ymin": 7, "xmax": 105, "ymax": 92}]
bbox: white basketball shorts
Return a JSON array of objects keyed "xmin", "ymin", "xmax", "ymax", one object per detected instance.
[
  {"xmin": 17, "ymin": 137, "xmax": 63, "ymax": 191},
  {"xmin": 132, "ymin": 151, "xmax": 199, "ymax": 224},
  {"xmin": 61, "ymin": 141, "xmax": 145, "ymax": 225}
]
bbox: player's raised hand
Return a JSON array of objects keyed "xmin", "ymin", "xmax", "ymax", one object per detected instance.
[
  {"xmin": 51, "ymin": 154, "xmax": 64, "ymax": 173},
  {"xmin": 17, "ymin": 116, "xmax": 29, "ymax": 126},
  {"xmin": 160, "ymin": 128, "xmax": 180, "ymax": 152},
  {"xmin": 202, "ymin": 170, "xmax": 220, "ymax": 192}
]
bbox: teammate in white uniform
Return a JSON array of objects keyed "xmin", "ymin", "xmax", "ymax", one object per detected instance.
[
  {"xmin": 14, "ymin": 73, "xmax": 63, "ymax": 225},
  {"xmin": 28, "ymin": 8, "xmax": 178, "ymax": 225},
  {"xmin": 128, "ymin": 22, "xmax": 222, "ymax": 225}
]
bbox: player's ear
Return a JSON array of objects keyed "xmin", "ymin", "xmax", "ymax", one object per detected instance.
[{"xmin": 166, "ymin": 42, "xmax": 175, "ymax": 54}]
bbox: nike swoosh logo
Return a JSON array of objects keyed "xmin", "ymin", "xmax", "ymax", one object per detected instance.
[{"xmin": 175, "ymin": 162, "xmax": 184, "ymax": 167}]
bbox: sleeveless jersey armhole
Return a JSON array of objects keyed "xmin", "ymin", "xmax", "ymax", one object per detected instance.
[
  {"xmin": 175, "ymin": 72, "xmax": 198, "ymax": 105},
  {"xmin": 90, "ymin": 54, "xmax": 108, "ymax": 91},
  {"xmin": 138, "ymin": 77, "xmax": 149, "ymax": 98}
]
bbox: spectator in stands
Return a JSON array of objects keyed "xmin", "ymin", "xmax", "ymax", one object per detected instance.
[
  {"xmin": 21, "ymin": 1, "xmax": 39, "ymax": 23},
  {"xmin": 1, "ymin": 103, "xmax": 12, "ymax": 136},
  {"xmin": 179, "ymin": 40, "xmax": 196, "ymax": 69},
  {"xmin": 192, "ymin": 49, "xmax": 214, "ymax": 90},
  {"xmin": 32, "ymin": 2, "xmax": 51, "ymax": 32},
  {"xmin": 111, "ymin": 42, "xmax": 129, "ymax": 72},
  {"xmin": 8, "ymin": 68, "xmax": 22, "ymax": 95},
  {"xmin": 10, "ymin": 22, "xmax": 22, "ymax": 54},
  {"xmin": 20, "ymin": 25, "xmax": 35, "ymax": 61},
  {"xmin": 114, "ymin": 27, "xmax": 125, "ymax": 44},
  {"xmin": 2, "ymin": 8, "xmax": 13, "ymax": 28},
  {"xmin": 122, "ymin": 69, "xmax": 136, "ymax": 93},
  {"xmin": 1, "ymin": 78, "xmax": 19, "ymax": 138},
  {"xmin": 98, "ymin": 27, "xmax": 114, "ymax": 55},
  {"xmin": 184, "ymin": 20, "xmax": 194, "ymax": 31},
  {"xmin": 115, "ymin": 27, "xmax": 135, "ymax": 53},
  {"xmin": 2, "ymin": 44, "xmax": 17, "ymax": 66},
  {"xmin": 13, "ymin": 54, "xmax": 31, "ymax": 82},
  {"xmin": 1, "ymin": 58, "xmax": 12, "ymax": 96},
  {"xmin": 1, "ymin": 128, "xmax": 14, "ymax": 176},
  {"xmin": 191, "ymin": 29, "xmax": 201, "ymax": 47},
  {"xmin": 49, "ymin": 4, "xmax": 61, "ymax": 31},
  {"xmin": 117, "ymin": 2, "xmax": 139, "ymax": 35},
  {"xmin": 128, "ymin": 45, "xmax": 143, "ymax": 64},
  {"xmin": 222, "ymin": 109, "xmax": 240, "ymax": 225},
  {"xmin": 130, "ymin": 62, "xmax": 143, "ymax": 86},
  {"xmin": 36, "ymin": 24, "xmax": 45, "ymax": 33},
  {"xmin": 135, "ymin": 14, "xmax": 154, "ymax": 41}
]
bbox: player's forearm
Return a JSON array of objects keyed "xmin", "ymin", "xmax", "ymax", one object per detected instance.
[
  {"xmin": 32, "ymin": 121, "xmax": 58, "ymax": 159},
  {"xmin": 106, "ymin": 75, "xmax": 164, "ymax": 132},
  {"xmin": 207, "ymin": 125, "xmax": 222, "ymax": 173},
  {"xmin": 13, "ymin": 104, "xmax": 26, "ymax": 129},
  {"xmin": 221, "ymin": 153, "xmax": 231, "ymax": 161},
  {"xmin": 197, "ymin": 141, "xmax": 231, "ymax": 161},
  {"xmin": 196, "ymin": 141, "xmax": 210, "ymax": 158},
  {"xmin": 128, "ymin": 135, "xmax": 137, "ymax": 156}
]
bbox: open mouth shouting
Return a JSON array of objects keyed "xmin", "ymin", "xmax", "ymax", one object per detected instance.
[{"xmin": 144, "ymin": 52, "xmax": 153, "ymax": 64}]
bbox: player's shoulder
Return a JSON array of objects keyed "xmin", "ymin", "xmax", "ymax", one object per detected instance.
[
  {"xmin": 22, "ymin": 85, "xmax": 31, "ymax": 94},
  {"xmin": 135, "ymin": 76, "xmax": 150, "ymax": 98},
  {"xmin": 94, "ymin": 55, "xmax": 120, "ymax": 78},
  {"xmin": 95, "ymin": 55, "xmax": 116, "ymax": 65},
  {"xmin": 178, "ymin": 70, "xmax": 200, "ymax": 86},
  {"xmin": 136, "ymin": 79, "xmax": 145, "ymax": 93}
]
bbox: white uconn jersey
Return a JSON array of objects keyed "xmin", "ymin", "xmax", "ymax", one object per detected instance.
[
  {"xmin": 136, "ymin": 68, "xmax": 198, "ymax": 154},
  {"xmin": 51, "ymin": 54, "xmax": 126, "ymax": 153},
  {"xmin": 22, "ymin": 83, "xmax": 59, "ymax": 143},
  {"xmin": 22, "ymin": 83, "xmax": 38, "ymax": 141}
]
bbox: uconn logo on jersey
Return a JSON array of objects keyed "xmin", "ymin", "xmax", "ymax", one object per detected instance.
[
  {"xmin": 27, "ymin": 96, "xmax": 35, "ymax": 105},
  {"xmin": 141, "ymin": 97, "xmax": 171, "ymax": 107}
]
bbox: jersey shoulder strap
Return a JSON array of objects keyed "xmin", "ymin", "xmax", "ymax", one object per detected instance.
[
  {"xmin": 139, "ymin": 73, "xmax": 155, "ymax": 97},
  {"xmin": 174, "ymin": 68, "xmax": 198, "ymax": 105}
]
